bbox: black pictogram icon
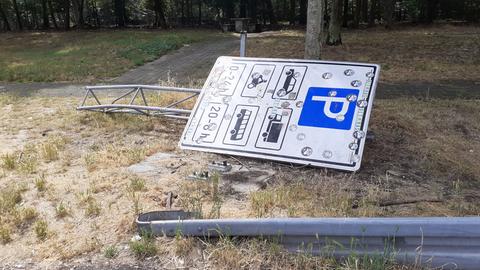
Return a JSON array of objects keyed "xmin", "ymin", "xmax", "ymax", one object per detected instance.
[
  {"xmin": 261, "ymin": 113, "xmax": 283, "ymax": 143},
  {"xmin": 247, "ymin": 72, "xmax": 267, "ymax": 89},
  {"xmin": 277, "ymin": 69, "xmax": 301, "ymax": 97},
  {"xmin": 230, "ymin": 109, "xmax": 252, "ymax": 141}
]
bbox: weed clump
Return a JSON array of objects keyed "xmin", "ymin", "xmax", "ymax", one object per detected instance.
[
  {"xmin": 0, "ymin": 226, "xmax": 12, "ymax": 244},
  {"xmin": 55, "ymin": 202, "xmax": 70, "ymax": 218},
  {"xmin": 104, "ymin": 245, "xmax": 119, "ymax": 259},
  {"xmin": 0, "ymin": 153, "xmax": 17, "ymax": 170},
  {"xmin": 86, "ymin": 199, "xmax": 101, "ymax": 217},
  {"xmin": 128, "ymin": 176, "xmax": 146, "ymax": 192},
  {"xmin": 40, "ymin": 135, "xmax": 68, "ymax": 162},
  {"xmin": 34, "ymin": 219, "xmax": 48, "ymax": 241},
  {"xmin": 34, "ymin": 174, "xmax": 47, "ymax": 193},
  {"xmin": 129, "ymin": 231, "xmax": 157, "ymax": 259}
]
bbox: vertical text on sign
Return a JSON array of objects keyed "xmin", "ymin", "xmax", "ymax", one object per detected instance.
[
  {"xmin": 193, "ymin": 103, "xmax": 228, "ymax": 144},
  {"xmin": 210, "ymin": 63, "xmax": 246, "ymax": 97}
]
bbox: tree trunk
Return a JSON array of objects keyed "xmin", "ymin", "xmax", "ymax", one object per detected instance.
[
  {"xmin": 0, "ymin": 1, "xmax": 11, "ymax": 31},
  {"xmin": 114, "ymin": 0, "xmax": 126, "ymax": 27},
  {"xmin": 289, "ymin": 0, "xmax": 296, "ymax": 25},
  {"xmin": 225, "ymin": 0, "xmax": 234, "ymax": 19},
  {"xmin": 299, "ymin": 0, "xmax": 307, "ymax": 24},
  {"xmin": 265, "ymin": 0, "xmax": 277, "ymax": 25},
  {"xmin": 29, "ymin": 1, "xmax": 39, "ymax": 30},
  {"xmin": 12, "ymin": 0, "xmax": 23, "ymax": 30},
  {"xmin": 41, "ymin": 0, "xmax": 50, "ymax": 29},
  {"xmin": 64, "ymin": 0, "xmax": 70, "ymax": 30},
  {"xmin": 383, "ymin": 0, "xmax": 394, "ymax": 29},
  {"xmin": 188, "ymin": 0, "xmax": 192, "ymax": 25},
  {"xmin": 88, "ymin": 0, "xmax": 99, "ymax": 27},
  {"xmin": 48, "ymin": 0, "xmax": 58, "ymax": 29},
  {"xmin": 249, "ymin": 0, "xmax": 258, "ymax": 22},
  {"xmin": 361, "ymin": 0, "xmax": 368, "ymax": 22},
  {"xmin": 368, "ymin": 0, "xmax": 377, "ymax": 26},
  {"xmin": 153, "ymin": 0, "xmax": 167, "ymax": 27},
  {"xmin": 327, "ymin": 0, "xmax": 343, "ymax": 45},
  {"xmin": 342, "ymin": 0, "xmax": 348, "ymax": 26},
  {"xmin": 240, "ymin": 0, "xmax": 247, "ymax": 17},
  {"xmin": 77, "ymin": 0, "xmax": 85, "ymax": 28},
  {"xmin": 180, "ymin": 0, "xmax": 185, "ymax": 25},
  {"xmin": 353, "ymin": 0, "xmax": 360, "ymax": 27},
  {"xmin": 419, "ymin": 0, "xmax": 438, "ymax": 23},
  {"xmin": 305, "ymin": 0, "xmax": 323, "ymax": 59},
  {"xmin": 198, "ymin": 0, "xmax": 202, "ymax": 25}
]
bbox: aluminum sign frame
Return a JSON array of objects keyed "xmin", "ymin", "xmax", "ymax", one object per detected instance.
[{"xmin": 179, "ymin": 57, "xmax": 380, "ymax": 171}]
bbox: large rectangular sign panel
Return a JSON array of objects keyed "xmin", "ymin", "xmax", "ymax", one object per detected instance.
[{"xmin": 179, "ymin": 57, "xmax": 380, "ymax": 171}]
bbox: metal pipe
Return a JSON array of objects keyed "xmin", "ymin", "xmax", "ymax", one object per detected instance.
[
  {"xmin": 85, "ymin": 85, "xmax": 201, "ymax": 94},
  {"xmin": 111, "ymin": 88, "xmax": 138, "ymax": 104},
  {"xmin": 165, "ymin": 93, "xmax": 199, "ymax": 108},
  {"xmin": 77, "ymin": 104, "xmax": 191, "ymax": 114},
  {"xmin": 136, "ymin": 211, "xmax": 480, "ymax": 270},
  {"xmin": 129, "ymin": 88, "xmax": 141, "ymax": 105}
]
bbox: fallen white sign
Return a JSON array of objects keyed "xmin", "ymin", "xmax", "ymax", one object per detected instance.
[{"xmin": 179, "ymin": 57, "xmax": 380, "ymax": 171}]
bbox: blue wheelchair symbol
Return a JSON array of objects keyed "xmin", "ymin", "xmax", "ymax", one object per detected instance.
[{"xmin": 298, "ymin": 87, "xmax": 359, "ymax": 130}]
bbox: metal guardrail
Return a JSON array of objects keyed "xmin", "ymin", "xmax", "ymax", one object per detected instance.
[
  {"xmin": 137, "ymin": 211, "xmax": 480, "ymax": 269},
  {"xmin": 77, "ymin": 85, "xmax": 201, "ymax": 120}
]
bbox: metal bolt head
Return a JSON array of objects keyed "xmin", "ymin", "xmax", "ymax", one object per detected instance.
[
  {"xmin": 357, "ymin": 100, "xmax": 368, "ymax": 108},
  {"xmin": 346, "ymin": 94, "xmax": 358, "ymax": 102},
  {"xmin": 322, "ymin": 72, "xmax": 333, "ymax": 79},
  {"xmin": 351, "ymin": 80, "xmax": 362, "ymax": 87},
  {"xmin": 349, "ymin": 143, "xmax": 359, "ymax": 150},
  {"xmin": 301, "ymin": 147, "xmax": 313, "ymax": 156},
  {"xmin": 353, "ymin": 130, "xmax": 365, "ymax": 139},
  {"xmin": 323, "ymin": 150, "xmax": 333, "ymax": 159},
  {"xmin": 223, "ymin": 96, "xmax": 232, "ymax": 104},
  {"xmin": 344, "ymin": 69, "xmax": 355, "ymax": 76},
  {"xmin": 328, "ymin": 90, "xmax": 337, "ymax": 97}
]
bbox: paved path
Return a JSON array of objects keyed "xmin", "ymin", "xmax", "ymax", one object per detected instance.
[
  {"xmin": 112, "ymin": 37, "xmax": 239, "ymax": 85},
  {"xmin": 0, "ymin": 37, "xmax": 239, "ymax": 96},
  {"xmin": 1, "ymin": 34, "xmax": 479, "ymax": 99}
]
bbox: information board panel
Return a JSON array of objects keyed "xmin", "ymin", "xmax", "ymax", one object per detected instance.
[{"xmin": 179, "ymin": 57, "xmax": 380, "ymax": 171}]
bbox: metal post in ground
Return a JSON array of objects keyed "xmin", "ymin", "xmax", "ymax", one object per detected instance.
[{"xmin": 240, "ymin": 31, "xmax": 247, "ymax": 57}]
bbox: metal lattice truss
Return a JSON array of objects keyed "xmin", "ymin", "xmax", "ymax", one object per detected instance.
[{"xmin": 77, "ymin": 85, "xmax": 201, "ymax": 120}]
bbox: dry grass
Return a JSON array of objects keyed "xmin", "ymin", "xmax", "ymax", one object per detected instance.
[
  {"xmin": 246, "ymin": 25, "xmax": 480, "ymax": 84},
  {"xmin": 3, "ymin": 93, "xmax": 463, "ymax": 265}
]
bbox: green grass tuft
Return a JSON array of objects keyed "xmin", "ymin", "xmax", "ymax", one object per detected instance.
[
  {"xmin": 129, "ymin": 230, "xmax": 157, "ymax": 259},
  {"xmin": 34, "ymin": 219, "xmax": 48, "ymax": 241},
  {"xmin": 104, "ymin": 245, "xmax": 119, "ymax": 259}
]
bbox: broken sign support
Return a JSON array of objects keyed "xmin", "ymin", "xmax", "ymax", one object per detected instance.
[{"xmin": 77, "ymin": 85, "xmax": 201, "ymax": 120}]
